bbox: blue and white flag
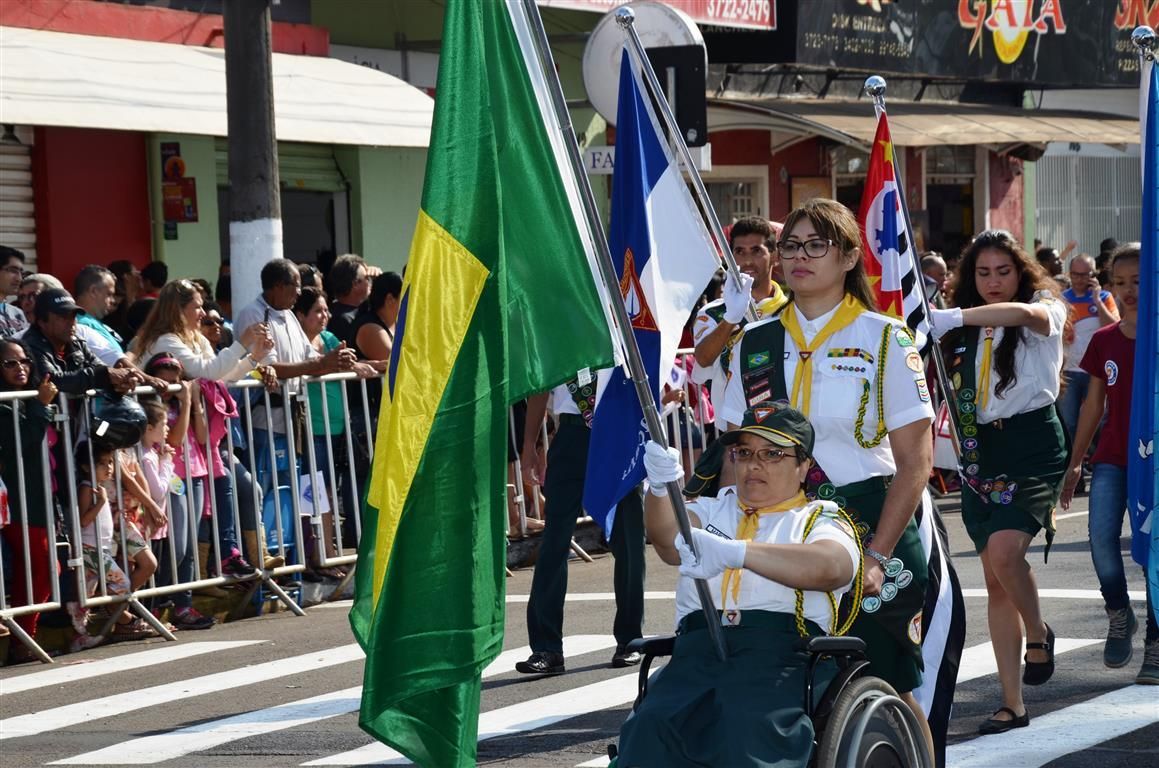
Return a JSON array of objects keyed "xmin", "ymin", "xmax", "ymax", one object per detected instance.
[
  {"xmin": 1134, "ymin": 57, "xmax": 1159, "ymax": 627},
  {"xmin": 583, "ymin": 49, "xmax": 719, "ymax": 535}
]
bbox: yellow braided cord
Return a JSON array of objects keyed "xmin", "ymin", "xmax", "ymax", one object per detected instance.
[
  {"xmin": 853, "ymin": 324, "xmax": 892, "ymax": 450},
  {"xmin": 832, "ymin": 505, "xmax": 864, "ymax": 636}
]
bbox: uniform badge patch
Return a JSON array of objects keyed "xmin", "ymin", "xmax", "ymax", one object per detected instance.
[
  {"xmin": 748, "ymin": 351, "xmax": 770, "ymax": 367},
  {"xmin": 908, "ymin": 612, "xmax": 923, "ymax": 644},
  {"xmin": 904, "ymin": 351, "xmax": 924, "ymax": 373},
  {"xmin": 915, "ymin": 379, "xmax": 930, "ymax": 403},
  {"xmin": 894, "ymin": 328, "xmax": 915, "ymax": 347},
  {"xmin": 1105, "ymin": 360, "xmax": 1119, "ymax": 386}
]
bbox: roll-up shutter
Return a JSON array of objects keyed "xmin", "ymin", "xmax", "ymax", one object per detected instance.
[
  {"xmin": 215, "ymin": 140, "xmax": 346, "ymax": 193},
  {"xmin": 0, "ymin": 139, "xmax": 37, "ymax": 271}
]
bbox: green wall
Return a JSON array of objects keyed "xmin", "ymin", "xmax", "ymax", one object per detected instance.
[
  {"xmin": 147, "ymin": 134, "xmax": 222, "ymax": 282},
  {"xmin": 336, "ymin": 145, "xmax": 428, "ymax": 273}
]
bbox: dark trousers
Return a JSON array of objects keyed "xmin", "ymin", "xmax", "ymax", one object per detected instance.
[{"xmin": 526, "ymin": 420, "xmax": 645, "ymax": 654}]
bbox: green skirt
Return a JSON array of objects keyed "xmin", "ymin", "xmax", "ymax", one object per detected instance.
[
  {"xmin": 961, "ymin": 405, "xmax": 1068, "ymax": 558},
  {"xmin": 830, "ymin": 478, "xmax": 928, "ymax": 694},
  {"xmin": 615, "ymin": 611, "xmax": 833, "ymax": 768}
]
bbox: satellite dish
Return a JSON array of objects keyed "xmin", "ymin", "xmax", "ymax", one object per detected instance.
[{"xmin": 582, "ymin": 2, "xmax": 704, "ymax": 127}]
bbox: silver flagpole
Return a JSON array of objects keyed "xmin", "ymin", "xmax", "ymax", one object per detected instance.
[
  {"xmin": 615, "ymin": 8, "xmax": 758, "ymax": 323},
  {"xmin": 521, "ymin": 0, "xmax": 728, "ymax": 660},
  {"xmin": 864, "ymin": 75, "xmax": 963, "ymax": 462}
]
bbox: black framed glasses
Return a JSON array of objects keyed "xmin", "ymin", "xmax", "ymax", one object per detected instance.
[
  {"xmin": 776, "ymin": 238, "xmax": 835, "ymax": 260},
  {"xmin": 0, "ymin": 358, "xmax": 33, "ymax": 370},
  {"xmin": 729, "ymin": 446, "xmax": 794, "ymax": 465},
  {"xmin": 201, "ymin": 317, "xmax": 224, "ymax": 327}
]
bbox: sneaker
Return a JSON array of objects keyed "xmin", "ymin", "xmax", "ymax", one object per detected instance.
[
  {"xmin": 69, "ymin": 633, "xmax": 104, "ymax": 653},
  {"xmin": 66, "ymin": 602, "xmax": 90, "ymax": 635},
  {"xmin": 1137, "ymin": 640, "xmax": 1159, "ymax": 685},
  {"xmin": 611, "ymin": 646, "xmax": 642, "ymax": 668},
  {"xmin": 221, "ymin": 553, "xmax": 257, "ymax": 577},
  {"xmin": 514, "ymin": 651, "xmax": 565, "ymax": 675},
  {"xmin": 172, "ymin": 607, "xmax": 216, "ymax": 631},
  {"xmin": 1104, "ymin": 607, "xmax": 1138, "ymax": 668}
]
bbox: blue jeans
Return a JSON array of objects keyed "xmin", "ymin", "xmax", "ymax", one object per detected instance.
[
  {"xmin": 1088, "ymin": 463, "xmax": 1130, "ymax": 611},
  {"xmin": 157, "ymin": 476, "xmax": 205, "ymax": 609},
  {"xmin": 1059, "ymin": 370, "xmax": 1090, "ymax": 440}
]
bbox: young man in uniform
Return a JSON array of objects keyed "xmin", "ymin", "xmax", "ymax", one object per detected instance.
[{"xmin": 515, "ymin": 372, "xmax": 646, "ymax": 674}]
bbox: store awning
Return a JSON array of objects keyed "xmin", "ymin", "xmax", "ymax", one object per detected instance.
[
  {"xmin": 708, "ymin": 96, "xmax": 1140, "ymax": 150},
  {"xmin": 0, "ymin": 26, "xmax": 433, "ymax": 148}
]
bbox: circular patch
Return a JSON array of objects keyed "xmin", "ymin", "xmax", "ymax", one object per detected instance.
[
  {"xmin": 1007, "ymin": 481, "xmax": 1019, "ymax": 493},
  {"xmin": 833, "ymin": 496, "xmax": 847, "ymax": 508},
  {"xmin": 964, "ymin": 450, "xmax": 979, "ymax": 463},
  {"xmin": 963, "ymin": 438, "xmax": 978, "ymax": 450},
  {"xmin": 818, "ymin": 483, "xmax": 836, "ymax": 500},
  {"xmin": 966, "ymin": 463, "xmax": 980, "ymax": 476},
  {"xmin": 905, "ymin": 351, "xmax": 923, "ymax": 372},
  {"xmin": 960, "ymin": 412, "xmax": 975, "ymax": 426},
  {"xmin": 959, "ymin": 387, "xmax": 975, "ymax": 401},
  {"xmin": 881, "ymin": 583, "xmax": 898, "ymax": 602},
  {"xmin": 990, "ymin": 490, "xmax": 1003, "ymax": 503},
  {"xmin": 960, "ymin": 401, "xmax": 976, "ymax": 414},
  {"xmin": 862, "ymin": 596, "xmax": 882, "ymax": 613},
  {"xmin": 884, "ymin": 558, "xmax": 904, "ymax": 577},
  {"xmin": 1105, "ymin": 360, "xmax": 1119, "ymax": 386},
  {"xmin": 963, "ymin": 426, "xmax": 978, "ymax": 437},
  {"xmin": 1000, "ymin": 491, "xmax": 1014, "ymax": 504},
  {"xmin": 896, "ymin": 570, "xmax": 913, "ymax": 589},
  {"xmin": 981, "ymin": 480, "xmax": 993, "ymax": 492},
  {"xmin": 992, "ymin": 480, "xmax": 1007, "ymax": 492},
  {"xmin": 855, "ymin": 522, "xmax": 871, "ymax": 539}
]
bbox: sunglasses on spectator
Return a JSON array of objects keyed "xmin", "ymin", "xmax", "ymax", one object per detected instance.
[
  {"xmin": 0, "ymin": 358, "xmax": 33, "ymax": 370},
  {"xmin": 201, "ymin": 317, "xmax": 224, "ymax": 327}
]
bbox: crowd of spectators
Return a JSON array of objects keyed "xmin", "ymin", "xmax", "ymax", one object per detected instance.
[{"xmin": 0, "ymin": 244, "xmax": 402, "ymax": 663}]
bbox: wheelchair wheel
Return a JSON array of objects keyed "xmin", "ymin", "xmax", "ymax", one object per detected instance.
[{"xmin": 813, "ymin": 676, "xmax": 931, "ymax": 768}]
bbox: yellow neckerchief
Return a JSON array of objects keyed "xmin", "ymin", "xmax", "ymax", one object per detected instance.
[
  {"xmin": 720, "ymin": 490, "xmax": 807, "ymax": 608},
  {"xmin": 780, "ymin": 295, "xmax": 868, "ymax": 415},
  {"xmin": 976, "ymin": 327, "xmax": 995, "ymax": 412}
]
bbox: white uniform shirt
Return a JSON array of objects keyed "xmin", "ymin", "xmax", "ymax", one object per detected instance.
[
  {"xmin": 690, "ymin": 299, "xmax": 730, "ymax": 431},
  {"xmin": 722, "ymin": 304, "xmax": 934, "ymax": 487},
  {"xmin": 674, "ymin": 487, "xmax": 861, "ymax": 630},
  {"xmin": 548, "ymin": 368, "xmax": 613, "ymax": 415},
  {"xmin": 972, "ymin": 291, "xmax": 1067, "ymax": 424}
]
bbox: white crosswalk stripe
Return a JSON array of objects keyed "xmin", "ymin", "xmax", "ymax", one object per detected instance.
[
  {"xmin": 46, "ymin": 636, "xmax": 619, "ymax": 766},
  {"xmin": 0, "ymin": 644, "xmax": 364, "ymax": 740},
  {"xmin": 0, "ymin": 641, "xmax": 263, "ymax": 695}
]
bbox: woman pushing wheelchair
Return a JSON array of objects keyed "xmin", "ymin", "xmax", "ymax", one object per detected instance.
[{"xmin": 613, "ymin": 403, "xmax": 869, "ymax": 768}]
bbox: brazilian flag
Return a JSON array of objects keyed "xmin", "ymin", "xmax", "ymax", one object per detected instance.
[{"xmin": 348, "ymin": 1, "xmax": 617, "ymax": 765}]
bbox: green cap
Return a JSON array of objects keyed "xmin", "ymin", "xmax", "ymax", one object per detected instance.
[{"xmin": 719, "ymin": 402, "xmax": 815, "ymax": 456}]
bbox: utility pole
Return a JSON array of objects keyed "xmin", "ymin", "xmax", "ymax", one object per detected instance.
[{"xmin": 223, "ymin": 0, "xmax": 281, "ymax": 313}]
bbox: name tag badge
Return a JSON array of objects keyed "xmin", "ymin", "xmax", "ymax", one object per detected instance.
[{"xmin": 577, "ymin": 367, "xmax": 592, "ymax": 387}]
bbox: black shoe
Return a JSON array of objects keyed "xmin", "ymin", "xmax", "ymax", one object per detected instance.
[
  {"xmin": 221, "ymin": 554, "xmax": 256, "ymax": 577},
  {"xmin": 1023, "ymin": 623, "xmax": 1056, "ymax": 685},
  {"xmin": 514, "ymin": 651, "xmax": 565, "ymax": 675},
  {"xmin": 978, "ymin": 706, "xmax": 1029, "ymax": 735},
  {"xmin": 301, "ymin": 569, "xmax": 325, "ymax": 583},
  {"xmin": 611, "ymin": 646, "xmax": 642, "ymax": 668}
]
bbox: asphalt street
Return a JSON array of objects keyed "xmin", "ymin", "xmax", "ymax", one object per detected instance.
[{"xmin": 1, "ymin": 492, "xmax": 1156, "ymax": 767}]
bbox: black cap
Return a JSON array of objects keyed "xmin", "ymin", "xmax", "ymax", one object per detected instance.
[
  {"xmin": 719, "ymin": 402, "xmax": 815, "ymax": 456},
  {"xmin": 35, "ymin": 288, "xmax": 82, "ymax": 318}
]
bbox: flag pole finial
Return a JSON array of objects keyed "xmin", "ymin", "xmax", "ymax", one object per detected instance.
[
  {"xmin": 863, "ymin": 75, "xmax": 887, "ymax": 98},
  {"xmin": 614, "ymin": 6, "xmax": 636, "ymax": 27},
  {"xmin": 1133, "ymin": 26, "xmax": 1157, "ymax": 61}
]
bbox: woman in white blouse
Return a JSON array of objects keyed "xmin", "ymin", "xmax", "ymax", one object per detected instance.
[
  {"xmin": 129, "ymin": 279, "xmax": 271, "ymax": 381},
  {"xmin": 929, "ymin": 229, "xmax": 1069, "ymax": 736}
]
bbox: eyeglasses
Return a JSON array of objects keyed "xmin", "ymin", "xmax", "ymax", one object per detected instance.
[
  {"xmin": 729, "ymin": 446, "xmax": 795, "ymax": 465},
  {"xmin": 201, "ymin": 317, "xmax": 224, "ymax": 327},
  {"xmin": 776, "ymin": 238, "xmax": 835, "ymax": 260},
  {"xmin": 0, "ymin": 358, "xmax": 32, "ymax": 370}
]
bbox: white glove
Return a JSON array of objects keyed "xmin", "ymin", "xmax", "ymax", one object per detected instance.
[
  {"xmin": 927, "ymin": 306, "xmax": 963, "ymax": 340},
  {"xmin": 722, "ymin": 273, "xmax": 754, "ymax": 324},
  {"xmin": 643, "ymin": 440, "xmax": 683, "ymax": 496},
  {"xmin": 674, "ymin": 527, "xmax": 747, "ymax": 580}
]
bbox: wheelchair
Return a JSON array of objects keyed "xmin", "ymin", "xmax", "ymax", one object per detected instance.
[{"xmin": 608, "ymin": 632, "xmax": 933, "ymax": 768}]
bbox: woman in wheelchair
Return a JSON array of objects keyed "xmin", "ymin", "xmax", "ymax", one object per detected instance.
[{"xmin": 614, "ymin": 404, "xmax": 866, "ymax": 767}]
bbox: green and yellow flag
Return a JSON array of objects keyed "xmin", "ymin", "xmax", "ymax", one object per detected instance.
[{"xmin": 349, "ymin": 1, "xmax": 616, "ymax": 765}]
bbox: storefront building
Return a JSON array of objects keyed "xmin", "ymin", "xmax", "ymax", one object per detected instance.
[{"xmin": 0, "ymin": 0, "xmax": 432, "ymax": 282}]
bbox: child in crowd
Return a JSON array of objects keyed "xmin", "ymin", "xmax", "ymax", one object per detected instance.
[
  {"xmin": 1061, "ymin": 244, "xmax": 1158, "ymax": 684},
  {"xmin": 108, "ymin": 445, "xmax": 160, "ymax": 593},
  {"xmin": 76, "ymin": 440, "xmax": 156, "ymax": 641}
]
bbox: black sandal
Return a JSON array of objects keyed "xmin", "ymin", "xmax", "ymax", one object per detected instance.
[
  {"xmin": 978, "ymin": 706, "xmax": 1029, "ymax": 735},
  {"xmin": 1023, "ymin": 622, "xmax": 1056, "ymax": 685}
]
